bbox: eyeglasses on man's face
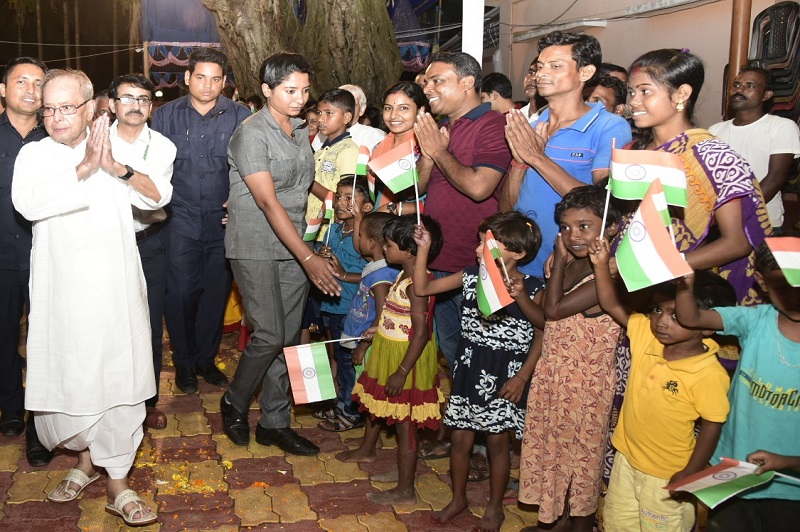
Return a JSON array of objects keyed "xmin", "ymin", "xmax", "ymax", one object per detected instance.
[
  {"xmin": 40, "ymin": 98, "xmax": 91, "ymax": 117},
  {"xmin": 115, "ymin": 96, "xmax": 153, "ymax": 106}
]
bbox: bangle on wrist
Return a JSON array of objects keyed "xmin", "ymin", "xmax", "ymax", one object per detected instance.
[
  {"xmin": 398, "ymin": 364, "xmax": 409, "ymax": 375},
  {"xmin": 301, "ymin": 253, "xmax": 314, "ymax": 264},
  {"xmin": 513, "ymin": 373, "xmax": 527, "ymax": 383},
  {"xmin": 510, "ymin": 160, "xmax": 528, "ymax": 169}
]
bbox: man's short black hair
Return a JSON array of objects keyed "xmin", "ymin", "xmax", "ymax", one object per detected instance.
[
  {"xmin": 318, "ymin": 88, "xmax": 355, "ymax": 116},
  {"xmin": 108, "ymin": 73, "xmax": 155, "ymax": 100},
  {"xmin": 599, "ymin": 63, "xmax": 627, "ymax": 78},
  {"xmin": 429, "ymin": 52, "xmax": 483, "ymax": 93},
  {"xmin": 481, "ymin": 72, "xmax": 513, "ymax": 99},
  {"xmin": 538, "ymin": 31, "xmax": 602, "ymax": 72},
  {"xmin": 2, "ymin": 56, "xmax": 47, "ymax": 85},
  {"xmin": 740, "ymin": 65, "xmax": 773, "ymax": 92},
  {"xmin": 188, "ymin": 47, "xmax": 228, "ymax": 74}
]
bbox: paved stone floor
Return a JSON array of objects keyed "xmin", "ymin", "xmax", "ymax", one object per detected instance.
[{"xmin": 0, "ymin": 330, "xmax": 539, "ymax": 531}]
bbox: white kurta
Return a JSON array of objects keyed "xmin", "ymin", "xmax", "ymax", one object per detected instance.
[{"xmin": 12, "ymin": 135, "xmax": 163, "ymax": 416}]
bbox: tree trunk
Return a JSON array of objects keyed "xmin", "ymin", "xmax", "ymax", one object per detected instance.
[
  {"xmin": 201, "ymin": 0, "xmax": 294, "ymax": 99},
  {"xmin": 201, "ymin": 0, "xmax": 401, "ymax": 104},
  {"xmin": 63, "ymin": 0, "xmax": 70, "ymax": 68},
  {"xmin": 122, "ymin": 0, "xmax": 141, "ymax": 73},
  {"xmin": 298, "ymin": 0, "xmax": 402, "ymax": 105},
  {"xmin": 73, "ymin": 0, "xmax": 80, "ymax": 70}
]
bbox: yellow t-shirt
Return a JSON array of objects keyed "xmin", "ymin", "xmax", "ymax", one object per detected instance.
[
  {"xmin": 612, "ymin": 313, "xmax": 730, "ymax": 480},
  {"xmin": 305, "ymin": 134, "xmax": 358, "ymax": 241}
]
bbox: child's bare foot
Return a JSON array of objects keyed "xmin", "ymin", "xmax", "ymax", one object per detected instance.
[
  {"xmin": 367, "ymin": 487, "xmax": 416, "ymax": 505},
  {"xmin": 474, "ymin": 506, "xmax": 505, "ymax": 532},
  {"xmin": 335, "ymin": 448, "xmax": 377, "ymax": 463},
  {"xmin": 431, "ymin": 499, "xmax": 468, "ymax": 524},
  {"xmin": 343, "ymin": 435, "xmax": 383, "ymax": 449}
]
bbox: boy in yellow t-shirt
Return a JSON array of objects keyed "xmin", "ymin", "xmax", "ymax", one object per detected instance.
[
  {"xmin": 591, "ymin": 240, "xmax": 734, "ymax": 532},
  {"xmin": 306, "ymin": 88, "xmax": 358, "ymax": 241}
]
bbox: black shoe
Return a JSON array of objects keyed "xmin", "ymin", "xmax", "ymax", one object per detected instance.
[
  {"xmin": 0, "ymin": 410, "xmax": 25, "ymax": 436},
  {"xmin": 25, "ymin": 423, "xmax": 53, "ymax": 467},
  {"xmin": 255, "ymin": 426, "xmax": 319, "ymax": 456},
  {"xmin": 195, "ymin": 363, "xmax": 229, "ymax": 387},
  {"xmin": 220, "ymin": 395, "xmax": 249, "ymax": 446},
  {"xmin": 175, "ymin": 366, "xmax": 198, "ymax": 394}
]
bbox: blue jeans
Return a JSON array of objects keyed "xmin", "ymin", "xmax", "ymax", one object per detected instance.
[
  {"xmin": 432, "ymin": 270, "xmax": 462, "ymax": 375},
  {"xmin": 323, "ymin": 312, "xmax": 359, "ymax": 417}
]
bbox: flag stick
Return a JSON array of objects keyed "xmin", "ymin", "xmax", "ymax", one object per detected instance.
[
  {"xmin": 352, "ymin": 172, "xmax": 357, "ymax": 209},
  {"xmin": 324, "ymin": 222, "xmax": 332, "ymax": 246},
  {"xmin": 291, "ymin": 337, "xmax": 364, "ymax": 347},
  {"xmin": 599, "ymin": 186, "xmax": 611, "ymax": 241},
  {"xmin": 498, "ymin": 254, "xmax": 511, "ymax": 284},
  {"xmin": 414, "ymin": 177, "xmax": 421, "ymax": 226}
]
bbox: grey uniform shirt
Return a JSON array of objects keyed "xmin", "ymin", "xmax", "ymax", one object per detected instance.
[{"xmin": 226, "ymin": 108, "xmax": 313, "ymax": 260}]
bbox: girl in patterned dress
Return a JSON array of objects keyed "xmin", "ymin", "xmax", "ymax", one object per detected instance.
[
  {"xmin": 351, "ymin": 214, "xmax": 445, "ymax": 505},
  {"xmin": 413, "ymin": 211, "xmax": 546, "ymax": 532},
  {"xmin": 518, "ymin": 186, "xmax": 621, "ymax": 532}
]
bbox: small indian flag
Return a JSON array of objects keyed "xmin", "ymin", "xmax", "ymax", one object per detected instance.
[
  {"xmin": 323, "ymin": 190, "xmax": 334, "ymax": 220},
  {"xmin": 665, "ymin": 458, "xmax": 776, "ymax": 509},
  {"xmin": 367, "ymin": 139, "xmax": 418, "ymax": 194},
  {"xmin": 356, "ymin": 145, "xmax": 370, "ymax": 176},
  {"xmin": 616, "ymin": 179, "xmax": 692, "ymax": 292},
  {"xmin": 610, "ymin": 147, "xmax": 688, "ymax": 207},
  {"xmin": 283, "ymin": 343, "xmax": 335, "ymax": 404},
  {"xmin": 765, "ymin": 237, "xmax": 800, "ymax": 287},
  {"xmin": 303, "ymin": 209, "xmax": 324, "ymax": 242},
  {"xmin": 477, "ymin": 230, "xmax": 513, "ymax": 317}
]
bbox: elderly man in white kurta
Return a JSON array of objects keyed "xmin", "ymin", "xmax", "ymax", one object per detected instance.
[{"xmin": 11, "ymin": 69, "xmax": 162, "ymax": 527}]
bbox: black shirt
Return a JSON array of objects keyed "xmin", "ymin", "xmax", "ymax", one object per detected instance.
[{"xmin": 0, "ymin": 111, "xmax": 47, "ymax": 270}]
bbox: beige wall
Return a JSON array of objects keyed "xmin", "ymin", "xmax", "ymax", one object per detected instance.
[{"xmin": 499, "ymin": 0, "xmax": 776, "ymax": 128}]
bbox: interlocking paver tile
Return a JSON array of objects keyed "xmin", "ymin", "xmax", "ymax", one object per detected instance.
[
  {"xmin": 318, "ymin": 515, "xmax": 367, "ymax": 531},
  {"xmin": 304, "ymin": 480, "xmax": 381, "ymax": 519},
  {"xmin": 7, "ymin": 470, "xmax": 49, "ymax": 502},
  {"xmin": 264, "ymin": 483, "xmax": 316, "ymax": 523},
  {"xmin": 151, "ymin": 435, "xmax": 219, "ymax": 463},
  {"xmin": 284, "ymin": 454, "xmax": 332, "ymax": 484},
  {"xmin": 148, "ymin": 414, "xmax": 181, "ymax": 439},
  {"xmin": 1, "ymin": 499, "xmax": 81, "ymax": 522},
  {"xmin": 0, "ymin": 472, "xmax": 12, "ymax": 505},
  {"xmin": 506, "ymin": 503, "xmax": 538, "ymax": 527},
  {"xmin": 211, "ymin": 433, "xmax": 254, "ymax": 461},
  {"xmin": 200, "ymin": 391, "xmax": 224, "ymax": 413},
  {"xmin": 225, "ymin": 457, "xmax": 294, "ymax": 489},
  {"xmin": 0, "ymin": 445, "xmax": 22, "ymax": 472},
  {"xmin": 396, "ymin": 508, "xmax": 468, "ymax": 531},
  {"xmin": 416, "ymin": 471, "xmax": 452, "ymax": 511},
  {"xmin": 175, "ymin": 411, "xmax": 213, "ymax": 437},
  {"xmin": 320, "ymin": 452, "xmax": 369, "ymax": 482},
  {"xmin": 156, "ymin": 393, "xmax": 204, "ymax": 415},
  {"xmin": 358, "ymin": 511, "xmax": 407, "ymax": 532},
  {"xmin": 230, "ymin": 487, "xmax": 279, "ymax": 526},
  {"xmin": 130, "ymin": 464, "xmax": 158, "ymax": 495}
]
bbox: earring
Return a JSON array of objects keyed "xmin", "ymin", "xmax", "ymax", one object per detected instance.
[{"xmin": 676, "ymin": 100, "xmax": 685, "ymax": 112}]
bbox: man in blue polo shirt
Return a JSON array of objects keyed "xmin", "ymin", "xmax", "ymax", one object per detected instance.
[
  {"xmin": 151, "ymin": 48, "xmax": 251, "ymax": 393},
  {"xmin": 501, "ymin": 31, "xmax": 631, "ymax": 278}
]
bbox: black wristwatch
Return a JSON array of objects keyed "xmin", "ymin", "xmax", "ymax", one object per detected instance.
[{"xmin": 118, "ymin": 164, "xmax": 135, "ymax": 181}]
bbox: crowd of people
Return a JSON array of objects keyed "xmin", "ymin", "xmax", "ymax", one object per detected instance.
[{"xmin": 1, "ymin": 29, "xmax": 799, "ymax": 531}]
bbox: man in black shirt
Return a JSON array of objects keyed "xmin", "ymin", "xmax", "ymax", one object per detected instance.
[{"xmin": 0, "ymin": 57, "xmax": 52, "ymax": 466}]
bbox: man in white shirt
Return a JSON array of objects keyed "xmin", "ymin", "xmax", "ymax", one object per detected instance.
[
  {"xmin": 312, "ymin": 84, "xmax": 386, "ymax": 152},
  {"xmin": 518, "ymin": 59, "xmax": 541, "ymax": 125},
  {"xmin": 12, "ymin": 69, "xmax": 165, "ymax": 526},
  {"xmin": 710, "ymin": 66, "xmax": 800, "ymax": 230},
  {"xmin": 108, "ymin": 73, "xmax": 176, "ymax": 430}
]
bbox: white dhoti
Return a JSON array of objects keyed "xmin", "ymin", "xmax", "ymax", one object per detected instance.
[{"xmin": 35, "ymin": 403, "xmax": 146, "ymax": 479}]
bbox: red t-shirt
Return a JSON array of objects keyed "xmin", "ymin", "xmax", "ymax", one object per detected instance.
[{"xmin": 425, "ymin": 103, "xmax": 511, "ymax": 272}]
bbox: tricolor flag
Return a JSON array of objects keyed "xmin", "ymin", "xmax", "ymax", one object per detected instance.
[
  {"xmin": 765, "ymin": 237, "xmax": 800, "ymax": 287},
  {"xmin": 477, "ymin": 230, "xmax": 514, "ymax": 317},
  {"xmin": 355, "ymin": 145, "xmax": 370, "ymax": 176},
  {"xmin": 283, "ymin": 343, "xmax": 335, "ymax": 404},
  {"xmin": 303, "ymin": 209, "xmax": 324, "ymax": 242},
  {"xmin": 610, "ymin": 147, "xmax": 688, "ymax": 207},
  {"xmin": 367, "ymin": 139, "xmax": 418, "ymax": 194},
  {"xmin": 616, "ymin": 179, "xmax": 692, "ymax": 292},
  {"xmin": 664, "ymin": 458, "xmax": 776, "ymax": 509},
  {"xmin": 323, "ymin": 190, "xmax": 334, "ymax": 220}
]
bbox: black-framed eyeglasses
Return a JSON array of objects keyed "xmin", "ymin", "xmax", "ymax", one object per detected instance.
[
  {"xmin": 115, "ymin": 96, "xmax": 153, "ymax": 106},
  {"xmin": 40, "ymin": 98, "xmax": 92, "ymax": 117}
]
